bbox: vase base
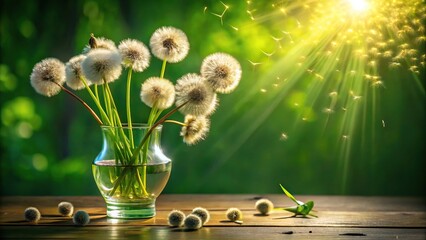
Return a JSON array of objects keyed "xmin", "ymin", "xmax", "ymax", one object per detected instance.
[{"xmin": 106, "ymin": 201, "xmax": 155, "ymax": 219}]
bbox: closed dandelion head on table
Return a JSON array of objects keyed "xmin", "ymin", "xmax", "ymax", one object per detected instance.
[
  {"xmin": 73, "ymin": 210, "xmax": 90, "ymax": 226},
  {"xmin": 184, "ymin": 214, "xmax": 202, "ymax": 230},
  {"xmin": 181, "ymin": 115, "xmax": 210, "ymax": 145},
  {"xmin": 175, "ymin": 73, "xmax": 216, "ymax": 116},
  {"xmin": 83, "ymin": 35, "xmax": 117, "ymax": 53},
  {"xmin": 150, "ymin": 26, "xmax": 189, "ymax": 63},
  {"xmin": 191, "ymin": 207, "xmax": 210, "ymax": 225},
  {"xmin": 118, "ymin": 39, "xmax": 151, "ymax": 72},
  {"xmin": 255, "ymin": 199, "xmax": 274, "ymax": 215},
  {"xmin": 30, "ymin": 58, "xmax": 66, "ymax": 97},
  {"xmin": 24, "ymin": 207, "xmax": 41, "ymax": 223},
  {"xmin": 201, "ymin": 53, "xmax": 242, "ymax": 94},
  {"xmin": 226, "ymin": 208, "xmax": 243, "ymax": 222},
  {"xmin": 167, "ymin": 209, "xmax": 186, "ymax": 227},
  {"xmin": 65, "ymin": 55, "xmax": 89, "ymax": 90},
  {"xmin": 140, "ymin": 77, "xmax": 175, "ymax": 110},
  {"xmin": 58, "ymin": 201, "xmax": 74, "ymax": 217},
  {"xmin": 81, "ymin": 49, "xmax": 122, "ymax": 84}
]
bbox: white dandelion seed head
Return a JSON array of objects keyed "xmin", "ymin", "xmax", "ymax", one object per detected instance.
[
  {"xmin": 81, "ymin": 49, "xmax": 122, "ymax": 84},
  {"xmin": 140, "ymin": 77, "xmax": 175, "ymax": 110},
  {"xmin": 118, "ymin": 39, "xmax": 151, "ymax": 72},
  {"xmin": 201, "ymin": 52, "xmax": 242, "ymax": 94},
  {"xmin": 180, "ymin": 115, "xmax": 210, "ymax": 145},
  {"xmin": 82, "ymin": 36, "xmax": 117, "ymax": 54},
  {"xmin": 30, "ymin": 58, "xmax": 66, "ymax": 97},
  {"xmin": 175, "ymin": 73, "xmax": 216, "ymax": 116},
  {"xmin": 150, "ymin": 26, "xmax": 190, "ymax": 63},
  {"xmin": 65, "ymin": 54, "xmax": 89, "ymax": 90}
]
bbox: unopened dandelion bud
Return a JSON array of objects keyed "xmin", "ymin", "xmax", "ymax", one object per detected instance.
[
  {"xmin": 73, "ymin": 210, "xmax": 90, "ymax": 226},
  {"xmin": 255, "ymin": 199, "xmax": 274, "ymax": 215},
  {"xmin": 167, "ymin": 210, "xmax": 185, "ymax": 227},
  {"xmin": 24, "ymin": 207, "xmax": 41, "ymax": 223},
  {"xmin": 89, "ymin": 33, "xmax": 97, "ymax": 49},
  {"xmin": 184, "ymin": 214, "xmax": 202, "ymax": 230},
  {"xmin": 192, "ymin": 207, "xmax": 210, "ymax": 225},
  {"xmin": 226, "ymin": 208, "xmax": 243, "ymax": 222},
  {"xmin": 58, "ymin": 201, "xmax": 74, "ymax": 217}
]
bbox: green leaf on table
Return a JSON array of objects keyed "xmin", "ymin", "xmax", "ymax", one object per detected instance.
[{"xmin": 279, "ymin": 184, "xmax": 317, "ymax": 218}]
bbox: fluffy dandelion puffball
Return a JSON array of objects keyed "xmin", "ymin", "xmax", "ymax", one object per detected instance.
[
  {"xmin": 30, "ymin": 58, "xmax": 66, "ymax": 97},
  {"xmin": 192, "ymin": 207, "xmax": 210, "ymax": 225},
  {"xmin": 255, "ymin": 199, "xmax": 274, "ymax": 215},
  {"xmin": 167, "ymin": 210, "xmax": 186, "ymax": 227},
  {"xmin": 73, "ymin": 210, "xmax": 90, "ymax": 226},
  {"xmin": 82, "ymin": 36, "xmax": 117, "ymax": 54},
  {"xmin": 226, "ymin": 208, "xmax": 243, "ymax": 222},
  {"xmin": 201, "ymin": 53, "xmax": 242, "ymax": 94},
  {"xmin": 140, "ymin": 77, "xmax": 175, "ymax": 109},
  {"xmin": 184, "ymin": 214, "xmax": 202, "ymax": 230},
  {"xmin": 24, "ymin": 207, "xmax": 41, "ymax": 223},
  {"xmin": 65, "ymin": 55, "xmax": 89, "ymax": 90},
  {"xmin": 81, "ymin": 49, "xmax": 122, "ymax": 84},
  {"xmin": 58, "ymin": 201, "xmax": 74, "ymax": 217},
  {"xmin": 175, "ymin": 73, "xmax": 217, "ymax": 116},
  {"xmin": 150, "ymin": 26, "xmax": 190, "ymax": 63},
  {"xmin": 181, "ymin": 115, "xmax": 210, "ymax": 145},
  {"xmin": 118, "ymin": 39, "xmax": 151, "ymax": 72}
]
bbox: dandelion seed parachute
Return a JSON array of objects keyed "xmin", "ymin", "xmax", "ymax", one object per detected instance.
[
  {"xmin": 30, "ymin": 58, "xmax": 66, "ymax": 97},
  {"xmin": 140, "ymin": 77, "xmax": 175, "ymax": 110},
  {"xmin": 118, "ymin": 39, "xmax": 151, "ymax": 72},
  {"xmin": 150, "ymin": 26, "xmax": 190, "ymax": 63}
]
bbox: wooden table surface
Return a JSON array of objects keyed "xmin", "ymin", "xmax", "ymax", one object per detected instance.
[{"xmin": 1, "ymin": 194, "xmax": 425, "ymax": 239}]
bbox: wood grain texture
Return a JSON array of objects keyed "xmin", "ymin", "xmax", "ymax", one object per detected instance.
[{"xmin": 1, "ymin": 195, "xmax": 425, "ymax": 239}]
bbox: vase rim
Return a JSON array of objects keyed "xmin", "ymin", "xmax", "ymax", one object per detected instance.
[{"xmin": 100, "ymin": 123, "xmax": 163, "ymax": 130}]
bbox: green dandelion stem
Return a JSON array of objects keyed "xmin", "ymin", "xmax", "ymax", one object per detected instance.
[
  {"xmin": 160, "ymin": 59, "xmax": 167, "ymax": 79},
  {"xmin": 57, "ymin": 83, "xmax": 103, "ymax": 125},
  {"xmin": 126, "ymin": 67, "xmax": 135, "ymax": 148},
  {"xmin": 80, "ymin": 77, "xmax": 111, "ymax": 125}
]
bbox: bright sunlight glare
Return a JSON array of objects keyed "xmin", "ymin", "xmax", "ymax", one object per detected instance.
[{"xmin": 347, "ymin": 0, "xmax": 369, "ymax": 11}]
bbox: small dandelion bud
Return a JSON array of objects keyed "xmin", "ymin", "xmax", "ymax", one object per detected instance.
[
  {"xmin": 191, "ymin": 207, "xmax": 210, "ymax": 225},
  {"xmin": 24, "ymin": 207, "xmax": 41, "ymax": 223},
  {"xmin": 167, "ymin": 210, "xmax": 185, "ymax": 227},
  {"xmin": 72, "ymin": 210, "xmax": 90, "ymax": 226},
  {"xmin": 81, "ymin": 49, "xmax": 122, "ymax": 84},
  {"xmin": 175, "ymin": 73, "xmax": 217, "ymax": 116},
  {"xmin": 65, "ymin": 55, "xmax": 89, "ymax": 90},
  {"xmin": 184, "ymin": 214, "xmax": 202, "ymax": 230},
  {"xmin": 118, "ymin": 39, "xmax": 151, "ymax": 72},
  {"xmin": 180, "ymin": 115, "xmax": 210, "ymax": 145},
  {"xmin": 201, "ymin": 52, "xmax": 242, "ymax": 94},
  {"xmin": 83, "ymin": 35, "xmax": 117, "ymax": 53},
  {"xmin": 150, "ymin": 26, "xmax": 190, "ymax": 63},
  {"xmin": 30, "ymin": 58, "xmax": 66, "ymax": 97},
  {"xmin": 226, "ymin": 208, "xmax": 243, "ymax": 222},
  {"xmin": 58, "ymin": 201, "xmax": 74, "ymax": 217},
  {"xmin": 140, "ymin": 77, "xmax": 175, "ymax": 110},
  {"xmin": 255, "ymin": 199, "xmax": 274, "ymax": 215}
]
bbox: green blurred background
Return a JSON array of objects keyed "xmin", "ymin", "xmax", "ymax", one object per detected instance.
[{"xmin": 1, "ymin": 0, "xmax": 425, "ymax": 196}]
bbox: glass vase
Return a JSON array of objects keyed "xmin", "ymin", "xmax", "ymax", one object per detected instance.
[{"xmin": 92, "ymin": 124, "xmax": 171, "ymax": 219}]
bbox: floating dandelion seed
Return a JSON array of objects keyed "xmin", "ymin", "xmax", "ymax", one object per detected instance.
[
  {"xmin": 382, "ymin": 120, "xmax": 386, "ymax": 127},
  {"xmin": 279, "ymin": 132, "xmax": 288, "ymax": 141},
  {"xmin": 203, "ymin": 6, "xmax": 208, "ymax": 14},
  {"xmin": 260, "ymin": 88, "xmax": 267, "ymax": 93},
  {"xmin": 211, "ymin": 1, "xmax": 230, "ymax": 25}
]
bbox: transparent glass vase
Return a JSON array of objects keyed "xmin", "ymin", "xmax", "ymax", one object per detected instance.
[{"xmin": 92, "ymin": 124, "xmax": 171, "ymax": 219}]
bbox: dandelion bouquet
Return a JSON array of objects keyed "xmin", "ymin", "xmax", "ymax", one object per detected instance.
[{"xmin": 30, "ymin": 26, "xmax": 241, "ymax": 217}]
